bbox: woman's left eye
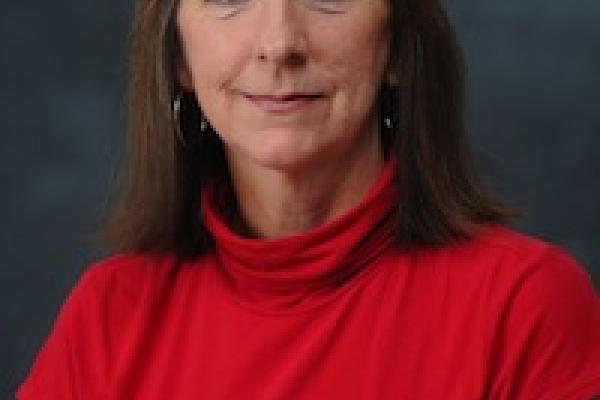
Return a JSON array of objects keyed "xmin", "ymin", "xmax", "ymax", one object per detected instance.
[
  {"xmin": 205, "ymin": 0, "xmax": 250, "ymax": 6},
  {"xmin": 303, "ymin": 0, "xmax": 355, "ymax": 14}
]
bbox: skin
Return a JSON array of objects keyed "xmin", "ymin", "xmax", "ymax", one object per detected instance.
[{"xmin": 177, "ymin": 0, "xmax": 394, "ymax": 238}]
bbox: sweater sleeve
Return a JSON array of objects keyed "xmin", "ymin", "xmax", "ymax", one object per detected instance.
[
  {"xmin": 487, "ymin": 246, "xmax": 600, "ymax": 400},
  {"xmin": 16, "ymin": 265, "xmax": 113, "ymax": 400}
]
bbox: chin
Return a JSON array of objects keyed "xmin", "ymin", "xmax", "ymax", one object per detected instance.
[
  {"xmin": 243, "ymin": 129, "xmax": 326, "ymax": 172},
  {"xmin": 251, "ymin": 148, "xmax": 315, "ymax": 173}
]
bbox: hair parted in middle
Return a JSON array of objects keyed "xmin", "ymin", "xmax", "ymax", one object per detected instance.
[{"xmin": 100, "ymin": 0, "xmax": 517, "ymax": 259}]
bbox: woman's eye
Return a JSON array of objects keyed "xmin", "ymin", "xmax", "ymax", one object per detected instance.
[
  {"xmin": 203, "ymin": 0, "xmax": 252, "ymax": 10},
  {"xmin": 203, "ymin": 0, "xmax": 251, "ymax": 18},
  {"xmin": 303, "ymin": 0, "xmax": 355, "ymax": 14},
  {"xmin": 202, "ymin": 0, "xmax": 355, "ymax": 18},
  {"xmin": 211, "ymin": 0, "xmax": 249, "ymax": 6}
]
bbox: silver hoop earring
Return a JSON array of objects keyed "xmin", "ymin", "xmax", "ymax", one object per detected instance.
[
  {"xmin": 384, "ymin": 116, "xmax": 393, "ymax": 130},
  {"xmin": 173, "ymin": 92, "xmax": 209, "ymax": 145},
  {"xmin": 172, "ymin": 94, "xmax": 186, "ymax": 146},
  {"xmin": 200, "ymin": 113, "xmax": 207, "ymax": 133},
  {"xmin": 381, "ymin": 85, "xmax": 398, "ymax": 131}
]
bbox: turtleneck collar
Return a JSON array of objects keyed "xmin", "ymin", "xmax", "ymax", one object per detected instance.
[{"xmin": 201, "ymin": 159, "xmax": 398, "ymax": 314}]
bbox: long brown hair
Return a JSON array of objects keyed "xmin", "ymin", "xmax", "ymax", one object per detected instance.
[{"xmin": 100, "ymin": 0, "xmax": 517, "ymax": 258}]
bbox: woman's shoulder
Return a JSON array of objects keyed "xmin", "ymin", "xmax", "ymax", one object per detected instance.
[
  {"xmin": 409, "ymin": 226, "xmax": 600, "ymax": 398},
  {"xmin": 80, "ymin": 251, "xmax": 211, "ymax": 293},
  {"xmin": 80, "ymin": 252, "xmax": 178, "ymax": 292},
  {"xmin": 406, "ymin": 225, "xmax": 597, "ymax": 310},
  {"xmin": 458, "ymin": 228, "xmax": 600, "ymax": 398},
  {"xmin": 411, "ymin": 225, "xmax": 598, "ymax": 334},
  {"xmin": 17, "ymin": 252, "xmax": 215, "ymax": 399},
  {"xmin": 61, "ymin": 253, "xmax": 179, "ymax": 319},
  {"xmin": 450, "ymin": 225, "xmax": 563, "ymax": 260},
  {"xmin": 450, "ymin": 224, "xmax": 597, "ymax": 310},
  {"xmin": 64, "ymin": 251, "xmax": 213, "ymax": 325},
  {"xmin": 433, "ymin": 225, "xmax": 592, "ymax": 284}
]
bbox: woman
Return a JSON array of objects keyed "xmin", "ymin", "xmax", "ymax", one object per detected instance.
[{"xmin": 17, "ymin": 0, "xmax": 599, "ymax": 398}]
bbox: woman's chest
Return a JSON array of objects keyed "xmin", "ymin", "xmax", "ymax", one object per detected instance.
[{"xmin": 103, "ymin": 264, "xmax": 489, "ymax": 399}]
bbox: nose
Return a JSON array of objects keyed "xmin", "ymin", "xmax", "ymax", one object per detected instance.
[{"xmin": 254, "ymin": 0, "xmax": 308, "ymax": 70}]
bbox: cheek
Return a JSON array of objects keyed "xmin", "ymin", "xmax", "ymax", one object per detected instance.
[
  {"xmin": 181, "ymin": 37, "xmax": 227, "ymax": 94},
  {"xmin": 318, "ymin": 34, "xmax": 390, "ymax": 129},
  {"xmin": 180, "ymin": 35, "xmax": 248, "ymax": 137},
  {"xmin": 178, "ymin": 15, "xmax": 247, "ymax": 99},
  {"xmin": 313, "ymin": 11, "xmax": 391, "ymax": 94}
]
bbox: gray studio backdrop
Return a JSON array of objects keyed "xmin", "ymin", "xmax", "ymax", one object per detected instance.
[{"xmin": 2, "ymin": 0, "xmax": 599, "ymax": 398}]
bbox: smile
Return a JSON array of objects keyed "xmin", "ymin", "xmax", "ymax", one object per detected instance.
[{"xmin": 242, "ymin": 93, "xmax": 325, "ymax": 114}]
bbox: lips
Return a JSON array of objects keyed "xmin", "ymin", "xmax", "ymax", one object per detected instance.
[
  {"xmin": 242, "ymin": 92, "xmax": 325, "ymax": 113},
  {"xmin": 245, "ymin": 93, "xmax": 324, "ymax": 101}
]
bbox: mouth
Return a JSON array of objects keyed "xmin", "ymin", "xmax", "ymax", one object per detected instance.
[
  {"xmin": 242, "ymin": 92, "xmax": 326, "ymax": 114},
  {"xmin": 244, "ymin": 93, "xmax": 324, "ymax": 100}
]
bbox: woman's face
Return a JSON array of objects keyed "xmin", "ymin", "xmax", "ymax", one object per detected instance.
[{"xmin": 177, "ymin": 0, "xmax": 392, "ymax": 171}]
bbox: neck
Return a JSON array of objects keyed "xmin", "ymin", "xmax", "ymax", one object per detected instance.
[{"xmin": 224, "ymin": 134, "xmax": 385, "ymax": 239}]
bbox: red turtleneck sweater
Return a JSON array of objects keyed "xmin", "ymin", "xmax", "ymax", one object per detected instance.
[{"xmin": 17, "ymin": 162, "xmax": 600, "ymax": 399}]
